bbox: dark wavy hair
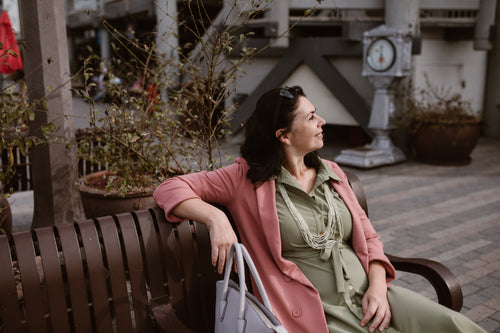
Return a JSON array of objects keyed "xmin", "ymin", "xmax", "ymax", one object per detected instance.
[{"xmin": 240, "ymin": 86, "xmax": 319, "ymax": 184}]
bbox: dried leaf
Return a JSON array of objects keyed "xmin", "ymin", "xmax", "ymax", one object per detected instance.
[{"xmin": 8, "ymin": 148, "xmax": 14, "ymax": 167}]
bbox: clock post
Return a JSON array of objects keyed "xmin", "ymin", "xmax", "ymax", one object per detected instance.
[{"xmin": 335, "ymin": 25, "xmax": 412, "ymax": 168}]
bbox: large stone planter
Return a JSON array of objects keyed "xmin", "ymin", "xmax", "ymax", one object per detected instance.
[
  {"xmin": 412, "ymin": 119, "xmax": 480, "ymax": 166},
  {"xmin": 77, "ymin": 171, "xmax": 158, "ymax": 219}
]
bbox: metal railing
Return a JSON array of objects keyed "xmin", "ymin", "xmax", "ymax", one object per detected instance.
[{"xmin": 0, "ymin": 129, "xmax": 106, "ymax": 192}]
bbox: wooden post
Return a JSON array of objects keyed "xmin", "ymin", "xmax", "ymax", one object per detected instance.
[
  {"xmin": 19, "ymin": 0, "xmax": 85, "ymax": 227},
  {"xmin": 482, "ymin": 0, "xmax": 500, "ymax": 138}
]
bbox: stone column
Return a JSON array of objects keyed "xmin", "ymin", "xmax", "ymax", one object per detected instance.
[
  {"xmin": 100, "ymin": 28, "xmax": 110, "ymax": 64},
  {"xmin": 385, "ymin": 0, "xmax": 420, "ymax": 34},
  {"xmin": 19, "ymin": 0, "xmax": 85, "ymax": 227},
  {"xmin": 482, "ymin": 0, "xmax": 500, "ymax": 138},
  {"xmin": 155, "ymin": 0, "xmax": 179, "ymax": 95},
  {"xmin": 268, "ymin": 0, "xmax": 289, "ymax": 48},
  {"xmin": 155, "ymin": 0, "xmax": 178, "ymax": 63}
]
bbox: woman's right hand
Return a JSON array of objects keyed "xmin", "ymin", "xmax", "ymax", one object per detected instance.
[
  {"xmin": 170, "ymin": 198, "xmax": 238, "ymax": 274},
  {"xmin": 206, "ymin": 215, "xmax": 238, "ymax": 274}
]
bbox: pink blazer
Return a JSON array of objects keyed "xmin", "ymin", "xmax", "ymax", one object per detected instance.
[{"xmin": 153, "ymin": 157, "xmax": 396, "ymax": 333}]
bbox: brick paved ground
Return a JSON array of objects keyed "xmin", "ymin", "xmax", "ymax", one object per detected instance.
[{"xmin": 319, "ymin": 138, "xmax": 500, "ymax": 333}]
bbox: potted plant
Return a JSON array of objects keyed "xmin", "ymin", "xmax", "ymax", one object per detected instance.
[
  {"xmin": 74, "ymin": 0, "xmax": 297, "ymax": 218},
  {"xmin": 0, "ymin": 75, "xmax": 56, "ymax": 233},
  {"xmin": 395, "ymin": 77, "xmax": 481, "ymax": 165}
]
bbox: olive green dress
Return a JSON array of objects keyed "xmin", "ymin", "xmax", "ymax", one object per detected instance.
[{"xmin": 274, "ymin": 160, "xmax": 486, "ymax": 333}]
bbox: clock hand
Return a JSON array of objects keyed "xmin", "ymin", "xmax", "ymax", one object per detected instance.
[{"xmin": 379, "ymin": 45, "xmax": 385, "ymax": 64}]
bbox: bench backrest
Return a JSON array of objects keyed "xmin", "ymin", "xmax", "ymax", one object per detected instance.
[{"xmin": 0, "ymin": 208, "xmax": 218, "ymax": 332}]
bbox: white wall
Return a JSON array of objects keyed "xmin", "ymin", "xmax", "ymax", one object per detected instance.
[
  {"xmin": 284, "ymin": 64, "xmax": 359, "ymax": 126},
  {"xmin": 412, "ymin": 30, "xmax": 488, "ymax": 116},
  {"xmin": 232, "ymin": 57, "xmax": 280, "ymax": 97},
  {"xmin": 3, "ymin": 0, "xmax": 20, "ymax": 34},
  {"xmin": 230, "ymin": 57, "xmax": 364, "ymax": 126}
]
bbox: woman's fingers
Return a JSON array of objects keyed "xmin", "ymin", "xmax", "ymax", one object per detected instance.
[
  {"xmin": 360, "ymin": 302, "xmax": 376, "ymax": 328},
  {"xmin": 361, "ymin": 289, "xmax": 391, "ymax": 332},
  {"xmin": 209, "ymin": 219, "xmax": 238, "ymax": 274},
  {"xmin": 211, "ymin": 246, "xmax": 219, "ymax": 267},
  {"xmin": 211, "ymin": 240, "xmax": 231, "ymax": 274},
  {"xmin": 361, "ymin": 305, "xmax": 389, "ymax": 332},
  {"xmin": 378, "ymin": 309, "xmax": 392, "ymax": 332},
  {"xmin": 368, "ymin": 307, "xmax": 388, "ymax": 332},
  {"xmin": 217, "ymin": 247, "xmax": 226, "ymax": 274}
]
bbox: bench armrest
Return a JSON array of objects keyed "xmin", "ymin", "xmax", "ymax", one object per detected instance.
[
  {"xmin": 385, "ymin": 254, "xmax": 463, "ymax": 312},
  {"xmin": 344, "ymin": 169, "xmax": 463, "ymax": 311}
]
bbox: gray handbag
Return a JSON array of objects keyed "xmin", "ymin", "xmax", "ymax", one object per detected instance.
[{"xmin": 215, "ymin": 243, "xmax": 288, "ymax": 333}]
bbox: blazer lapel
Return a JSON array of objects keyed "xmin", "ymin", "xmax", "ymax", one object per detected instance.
[
  {"xmin": 255, "ymin": 180, "xmax": 316, "ymax": 287},
  {"xmin": 255, "ymin": 180, "xmax": 281, "ymax": 258}
]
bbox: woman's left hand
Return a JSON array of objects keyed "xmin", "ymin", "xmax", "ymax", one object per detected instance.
[
  {"xmin": 360, "ymin": 261, "xmax": 391, "ymax": 332},
  {"xmin": 360, "ymin": 284, "xmax": 391, "ymax": 332}
]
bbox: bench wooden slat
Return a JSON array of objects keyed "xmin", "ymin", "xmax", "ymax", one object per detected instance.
[
  {"xmin": 178, "ymin": 220, "xmax": 206, "ymax": 331},
  {"xmin": 97, "ymin": 216, "xmax": 135, "ymax": 333},
  {"xmin": 152, "ymin": 209, "xmax": 214, "ymax": 332},
  {"xmin": 12, "ymin": 232, "xmax": 48, "ymax": 333},
  {"xmin": 78, "ymin": 220, "xmax": 114, "ymax": 333},
  {"xmin": 179, "ymin": 220, "xmax": 216, "ymax": 332},
  {"xmin": 56, "ymin": 223, "xmax": 93, "ymax": 333},
  {"xmin": 116, "ymin": 212, "xmax": 149, "ymax": 329},
  {"xmin": 0, "ymin": 235, "xmax": 24, "ymax": 332},
  {"xmin": 152, "ymin": 206, "xmax": 218, "ymax": 332},
  {"xmin": 35, "ymin": 227, "xmax": 71, "ymax": 333},
  {"xmin": 188, "ymin": 220, "xmax": 217, "ymax": 332},
  {"xmin": 135, "ymin": 210, "xmax": 165, "ymax": 299},
  {"xmin": 156, "ymin": 215, "xmax": 185, "ymax": 303},
  {"xmin": 176, "ymin": 222, "xmax": 194, "ymax": 293},
  {"xmin": 154, "ymin": 211, "xmax": 197, "ymax": 330}
]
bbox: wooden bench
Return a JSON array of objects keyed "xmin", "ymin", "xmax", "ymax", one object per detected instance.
[{"xmin": 0, "ymin": 171, "xmax": 463, "ymax": 332}]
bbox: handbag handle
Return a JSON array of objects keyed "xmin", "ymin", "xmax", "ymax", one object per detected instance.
[{"xmin": 220, "ymin": 243, "xmax": 274, "ymax": 323}]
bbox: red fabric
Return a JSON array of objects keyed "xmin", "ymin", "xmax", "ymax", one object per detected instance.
[
  {"xmin": 153, "ymin": 158, "xmax": 396, "ymax": 333},
  {"xmin": 0, "ymin": 10, "xmax": 23, "ymax": 74}
]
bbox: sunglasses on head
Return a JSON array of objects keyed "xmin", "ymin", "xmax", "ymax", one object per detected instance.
[
  {"xmin": 273, "ymin": 86, "xmax": 295, "ymax": 131},
  {"xmin": 279, "ymin": 86, "xmax": 294, "ymax": 99}
]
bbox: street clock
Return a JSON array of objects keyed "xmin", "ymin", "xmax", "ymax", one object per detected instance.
[
  {"xmin": 335, "ymin": 24, "xmax": 413, "ymax": 168},
  {"xmin": 362, "ymin": 25, "xmax": 412, "ymax": 77},
  {"xmin": 366, "ymin": 38, "xmax": 396, "ymax": 72}
]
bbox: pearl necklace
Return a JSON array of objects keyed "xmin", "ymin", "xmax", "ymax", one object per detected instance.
[{"xmin": 277, "ymin": 182, "xmax": 343, "ymax": 250}]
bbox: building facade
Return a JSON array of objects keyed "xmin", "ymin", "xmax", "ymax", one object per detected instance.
[{"xmin": 64, "ymin": 0, "xmax": 500, "ymax": 138}]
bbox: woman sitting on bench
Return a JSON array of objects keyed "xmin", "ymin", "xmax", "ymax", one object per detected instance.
[{"xmin": 154, "ymin": 86, "xmax": 486, "ymax": 333}]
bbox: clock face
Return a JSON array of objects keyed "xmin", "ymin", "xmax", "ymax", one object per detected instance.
[{"xmin": 366, "ymin": 38, "xmax": 396, "ymax": 72}]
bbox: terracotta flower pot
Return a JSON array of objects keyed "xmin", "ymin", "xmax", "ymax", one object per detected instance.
[
  {"xmin": 77, "ymin": 171, "xmax": 158, "ymax": 219},
  {"xmin": 412, "ymin": 119, "xmax": 480, "ymax": 166}
]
